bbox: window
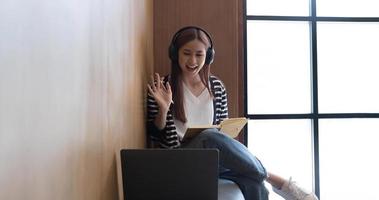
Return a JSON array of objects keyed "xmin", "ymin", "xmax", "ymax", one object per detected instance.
[{"xmin": 244, "ymin": 0, "xmax": 379, "ymax": 199}]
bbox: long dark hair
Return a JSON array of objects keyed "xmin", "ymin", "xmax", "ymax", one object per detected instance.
[{"xmin": 170, "ymin": 28, "xmax": 213, "ymax": 123}]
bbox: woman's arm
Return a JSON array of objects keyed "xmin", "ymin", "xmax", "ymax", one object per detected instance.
[{"xmin": 153, "ymin": 105, "xmax": 169, "ymax": 130}]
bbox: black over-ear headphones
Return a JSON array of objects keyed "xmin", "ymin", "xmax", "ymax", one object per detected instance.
[{"xmin": 168, "ymin": 26, "xmax": 215, "ymax": 65}]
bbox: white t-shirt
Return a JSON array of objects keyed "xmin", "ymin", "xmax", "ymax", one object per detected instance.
[{"xmin": 174, "ymin": 83, "xmax": 214, "ymax": 140}]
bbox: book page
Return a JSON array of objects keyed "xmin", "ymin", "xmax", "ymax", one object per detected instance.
[{"xmin": 219, "ymin": 117, "xmax": 248, "ymax": 138}]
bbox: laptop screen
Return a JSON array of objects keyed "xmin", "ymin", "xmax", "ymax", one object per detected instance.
[{"xmin": 120, "ymin": 149, "xmax": 219, "ymax": 200}]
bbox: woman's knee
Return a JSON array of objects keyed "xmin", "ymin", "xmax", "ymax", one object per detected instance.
[
  {"xmin": 183, "ymin": 129, "xmax": 230, "ymax": 148},
  {"xmin": 198, "ymin": 129, "xmax": 235, "ymax": 146},
  {"xmin": 182, "ymin": 129, "xmax": 218, "ymax": 147},
  {"xmin": 199, "ymin": 128, "xmax": 226, "ymax": 140}
]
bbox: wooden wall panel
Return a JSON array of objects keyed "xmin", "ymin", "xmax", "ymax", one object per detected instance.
[
  {"xmin": 153, "ymin": 0, "xmax": 244, "ymax": 118},
  {"xmin": 0, "ymin": 0, "xmax": 153, "ymax": 199}
]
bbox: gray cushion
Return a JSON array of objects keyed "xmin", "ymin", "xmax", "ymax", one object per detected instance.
[{"xmin": 218, "ymin": 178, "xmax": 245, "ymax": 200}]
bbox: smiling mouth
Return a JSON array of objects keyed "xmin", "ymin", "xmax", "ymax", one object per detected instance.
[{"xmin": 186, "ymin": 65, "xmax": 198, "ymax": 71}]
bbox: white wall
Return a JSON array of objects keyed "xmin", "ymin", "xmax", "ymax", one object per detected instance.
[{"xmin": 0, "ymin": 0, "xmax": 153, "ymax": 199}]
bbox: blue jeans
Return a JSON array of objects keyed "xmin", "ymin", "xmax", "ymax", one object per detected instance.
[
  {"xmin": 181, "ymin": 128, "xmax": 269, "ymax": 200},
  {"xmin": 181, "ymin": 128, "xmax": 267, "ymax": 181}
]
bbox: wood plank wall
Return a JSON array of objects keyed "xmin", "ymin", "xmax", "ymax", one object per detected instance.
[
  {"xmin": 153, "ymin": 0, "xmax": 244, "ymax": 119},
  {"xmin": 0, "ymin": 0, "xmax": 153, "ymax": 199}
]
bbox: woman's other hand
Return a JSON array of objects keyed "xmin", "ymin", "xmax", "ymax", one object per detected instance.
[{"xmin": 148, "ymin": 73, "xmax": 173, "ymax": 113}]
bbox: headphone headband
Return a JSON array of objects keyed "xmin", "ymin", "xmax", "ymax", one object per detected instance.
[
  {"xmin": 170, "ymin": 26, "xmax": 214, "ymax": 49},
  {"xmin": 168, "ymin": 26, "xmax": 215, "ymax": 65}
]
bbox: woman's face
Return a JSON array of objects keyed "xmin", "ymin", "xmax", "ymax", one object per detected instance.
[{"xmin": 178, "ymin": 39, "xmax": 207, "ymax": 78}]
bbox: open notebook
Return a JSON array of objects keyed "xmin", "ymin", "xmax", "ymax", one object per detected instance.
[{"xmin": 183, "ymin": 117, "xmax": 248, "ymax": 141}]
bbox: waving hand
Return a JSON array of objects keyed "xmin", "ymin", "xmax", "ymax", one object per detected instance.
[{"xmin": 147, "ymin": 73, "xmax": 172, "ymax": 113}]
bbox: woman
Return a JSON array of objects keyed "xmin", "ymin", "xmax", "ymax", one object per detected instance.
[{"xmin": 146, "ymin": 26, "xmax": 318, "ymax": 200}]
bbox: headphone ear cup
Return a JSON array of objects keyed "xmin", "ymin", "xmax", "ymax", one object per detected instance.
[
  {"xmin": 205, "ymin": 47, "xmax": 215, "ymax": 65},
  {"xmin": 168, "ymin": 44, "xmax": 177, "ymax": 62}
]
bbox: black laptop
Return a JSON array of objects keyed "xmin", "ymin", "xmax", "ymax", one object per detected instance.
[{"xmin": 120, "ymin": 149, "xmax": 219, "ymax": 200}]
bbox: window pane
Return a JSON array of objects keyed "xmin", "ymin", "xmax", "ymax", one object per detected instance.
[
  {"xmin": 247, "ymin": 21, "xmax": 311, "ymax": 114},
  {"xmin": 317, "ymin": 0, "xmax": 379, "ymax": 17},
  {"xmin": 246, "ymin": 0, "xmax": 309, "ymax": 16},
  {"xmin": 318, "ymin": 22, "xmax": 379, "ymax": 113},
  {"xmin": 248, "ymin": 119, "xmax": 314, "ymax": 200},
  {"xmin": 319, "ymin": 119, "xmax": 379, "ymax": 200}
]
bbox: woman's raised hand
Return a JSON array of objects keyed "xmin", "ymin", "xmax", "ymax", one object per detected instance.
[{"xmin": 147, "ymin": 73, "xmax": 173, "ymax": 113}]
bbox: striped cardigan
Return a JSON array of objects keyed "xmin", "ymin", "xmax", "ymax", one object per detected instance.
[{"xmin": 146, "ymin": 75, "xmax": 229, "ymax": 149}]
